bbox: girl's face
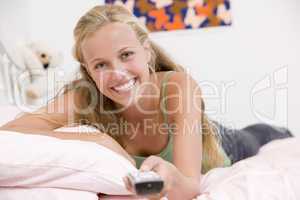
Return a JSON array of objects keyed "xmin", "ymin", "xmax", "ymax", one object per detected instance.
[{"xmin": 81, "ymin": 22, "xmax": 151, "ymax": 107}]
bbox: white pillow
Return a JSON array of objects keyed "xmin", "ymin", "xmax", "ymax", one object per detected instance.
[
  {"xmin": 196, "ymin": 138, "xmax": 300, "ymax": 200},
  {"xmin": 0, "ymin": 130, "xmax": 137, "ymax": 195},
  {"xmin": 0, "ymin": 188, "xmax": 98, "ymax": 200},
  {"xmin": 0, "ymin": 105, "xmax": 21, "ymax": 126}
]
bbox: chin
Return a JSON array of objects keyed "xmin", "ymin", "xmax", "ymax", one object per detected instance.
[
  {"xmin": 117, "ymin": 96, "xmax": 138, "ymax": 109},
  {"xmin": 105, "ymin": 92, "xmax": 135, "ymax": 109},
  {"xmin": 107, "ymin": 81, "xmax": 140, "ymax": 108}
]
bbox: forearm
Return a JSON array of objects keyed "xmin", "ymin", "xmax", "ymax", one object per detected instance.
[
  {"xmin": 166, "ymin": 172, "xmax": 200, "ymax": 200},
  {"xmin": 180, "ymin": 175, "xmax": 201, "ymax": 199},
  {"xmin": 172, "ymin": 152, "xmax": 202, "ymax": 198},
  {"xmin": 0, "ymin": 124, "xmax": 99, "ymax": 141},
  {"xmin": 0, "ymin": 125, "xmax": 136, "ymax": 166}
]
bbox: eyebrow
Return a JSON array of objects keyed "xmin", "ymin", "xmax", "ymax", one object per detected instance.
[{"xmin": 89, "ymin": 46, "xmax": 135, "ymax": 64}]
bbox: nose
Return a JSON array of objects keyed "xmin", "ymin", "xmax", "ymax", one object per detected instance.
[
  {"xmin": 110, "ymin": 69, "xmax": 128, "ymax": 82},
  {"xmin": 110, "ymin": 62, "xmax": 129, "ymax": 78},
  {"xmin": 107, "ymin": 64, "xmax": 131, "ymax": 86},
  {"xmin": 43, "ymin": 63, "xmax": 49, "ymax": 69},
  {"xmin": 110, "ymin": 60, "xmax": 124, "ymax": 71}
]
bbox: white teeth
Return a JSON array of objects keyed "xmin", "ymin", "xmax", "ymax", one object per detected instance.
[{"xmin": 112, "ymin": 78, "xmax": 136, "ymax": 92}]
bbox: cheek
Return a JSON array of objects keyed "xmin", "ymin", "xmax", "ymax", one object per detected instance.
[
  {"xmin": 127, "ymin": 58, "xmax": 149, "ymax": 76},
  {"xmin": 130, "ymin": 62, "xmax": 150, "ymax": 86},
  {"xmin": 128, "ymin": 62, "xmax": 144, "ymax": 73},
  {"xmin": 90, "ymin": 72, "xmax": 109, "ymax": 92}
]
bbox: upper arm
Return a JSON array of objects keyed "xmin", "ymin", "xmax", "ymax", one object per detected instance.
[
  {"xmin": 165, "ymin": 72, "xmax": 203, "ymax": 178},
  {"xmin": 1, "ymin": 89, "xmax": 77, "ymax": 131}
]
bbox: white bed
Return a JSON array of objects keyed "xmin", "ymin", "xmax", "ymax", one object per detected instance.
[
  {"xmin": 0, "ymin": 108, "xmax": 299, "ymax": 200},
  {"xmin": 0, "ymin": 105, "xmax": 22, "ymax": 126}
]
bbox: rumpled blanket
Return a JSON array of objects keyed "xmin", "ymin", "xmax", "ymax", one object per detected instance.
[{"xmin": 197, "ymin": 137, "xmax": 300, "ymax": 200}]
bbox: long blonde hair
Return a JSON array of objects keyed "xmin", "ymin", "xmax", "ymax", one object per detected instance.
[{"xmin": 67, "ymin": 5, "xmax": 224, "ymax": 173}]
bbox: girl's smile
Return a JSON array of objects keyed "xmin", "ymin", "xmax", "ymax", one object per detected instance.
[
  {"xmin": 81, "ymin": 22, "xmax": 152, "ymax": 107},
  {"xmin": 111, "ymin": 77, "xmax": 138, "ymax": 93}
]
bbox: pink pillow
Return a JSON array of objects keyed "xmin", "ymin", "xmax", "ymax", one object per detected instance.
[
  {"xmin": 0, "ymin": 188, "xmax": 98, "ymax": 200},
  {"xmin": 0, "ymin": 130, "xmax": 137, "ymax": 195},
  {"xmin": 0, "ymin": 105, "xmax": 21, "ymax": 126}
]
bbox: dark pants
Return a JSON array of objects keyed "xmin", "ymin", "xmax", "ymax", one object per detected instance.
[{"xmin": 212, "ymin": 122, "xmax": 293, "ymax": 164}]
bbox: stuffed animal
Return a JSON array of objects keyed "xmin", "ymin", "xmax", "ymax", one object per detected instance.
[{"xmin": 14, "ymin": 41, "xmax": 63, "ymax": 106}]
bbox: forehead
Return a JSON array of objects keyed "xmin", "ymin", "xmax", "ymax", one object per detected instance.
[{"xmin": 82, "ymin": 22, "xmax": 141, "ymax": 59}]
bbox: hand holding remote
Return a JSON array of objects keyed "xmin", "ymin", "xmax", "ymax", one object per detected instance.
[{"xmin": 130, "ymin": 156, "xmax": 200, "ymax": 200}]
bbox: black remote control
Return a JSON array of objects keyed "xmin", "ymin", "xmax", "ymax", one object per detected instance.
[{"xmin": 127, "ymin": 171, "xmax": 164, "ymax": 196}]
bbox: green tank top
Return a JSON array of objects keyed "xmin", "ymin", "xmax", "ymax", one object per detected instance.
[{"xmin": 132, "ymin": 71, "xmax": 231, "ymax": 169}]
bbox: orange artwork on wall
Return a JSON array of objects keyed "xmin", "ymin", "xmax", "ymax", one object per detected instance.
[{"xmin": 105, "ymin": 0, "xmax": 232, "ymax": 32}]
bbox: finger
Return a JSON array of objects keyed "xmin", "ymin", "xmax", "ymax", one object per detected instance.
[
  {"xmin": 122, "ymin": 176, "xmax": 130, "ymax": 191},
  {"xmin": 147, "ymin": 188, "xmax": 168, "ymax": 200},
  {"xmin": 140, "ymin": 156, "xmax": 162, "ymax": 172},
  {"xmin": 122, "ymin": 176, "xmax": 135, "ymax": 193},
  {"xmin": 147, "ymin": 193, "xmax": 165, "ymax": 200}
]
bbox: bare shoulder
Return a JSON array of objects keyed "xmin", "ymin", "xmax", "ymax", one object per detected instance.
[
  {"xmin": 152, "ymin": 71, "xmax": 197, "ymax": 86},
  {"xmin": 160, "ymin": 71, "xmax": 202, "ymax": 121},
  {"xmin": 163, "ymin": 71, "xmax": 201, "ymax": 94},
  {"xmin": 150, "ymin": 71, "xmax": 201, "ymax": 102}
]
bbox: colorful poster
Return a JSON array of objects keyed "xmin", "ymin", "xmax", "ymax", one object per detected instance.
[{"xmin": 105, "ymin": 0, "xmax": 232, "ymax": 32}]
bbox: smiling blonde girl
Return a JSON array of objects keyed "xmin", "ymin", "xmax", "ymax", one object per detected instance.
[{"xmin": 1, "ymin": 5, "xmax": 232, "ymax": 199}]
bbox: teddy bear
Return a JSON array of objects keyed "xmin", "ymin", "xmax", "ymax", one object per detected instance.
[{"xmin": 13, "ymin": 41, "xmax": 63, "ymax": 106}]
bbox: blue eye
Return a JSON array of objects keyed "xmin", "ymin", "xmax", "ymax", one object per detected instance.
[
  {"xmin": 121, "ymin": 51, "xmax": 134, "ymax": 60},
  {"xmin": 95, "ymin": 63, "xmax": 106, "ymax": 69}
]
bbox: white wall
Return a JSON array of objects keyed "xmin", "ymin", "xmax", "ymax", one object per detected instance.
[
  {"xmin": 27, "ymin": 0, "xmax": 102, "ymax": 74},
  {"xmin": 0, "ymin": 0, "xmax": 31, "ymax": 105},
  {"xmin": 1, "ymin": 0, "xmax": 299, "ymax": 133},
  {"xmin": 0, "ymin": 1, "xmax": 31, "ymax": 48},
  {"xmin": 150, "ymin": 0, "xmax": 300, "ymax": 133}
]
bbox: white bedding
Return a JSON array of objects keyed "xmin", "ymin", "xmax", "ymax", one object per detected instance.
[
  {"xmin": 0, "ymin": 188, "xmax": 98, "ymax": 200},
  {"xmin": 196, "ymin": 137, "xmax": 300, "ymax": 200},
  {"xmin": 0, "ymin": 131, "xmax": 136, "ymax": 195},
  {"xmin": 100, "ymin": 138, "xmax": 300, "ymax": 200},
  {"xmin": 0, "ymin": 107, "xmax": 299, "ymax": 200},
  {"xmin": 0, "ymin": 105, "xmax": 21, "ymax": 126}
]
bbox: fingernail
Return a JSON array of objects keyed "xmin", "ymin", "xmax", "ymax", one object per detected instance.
[{"xmin": 140, "ymin": 166, "xmax": 150, "ymax": 171}]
